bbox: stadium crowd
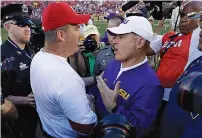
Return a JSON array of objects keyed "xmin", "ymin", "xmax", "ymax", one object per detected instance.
[{"xmin": 1, "ymin": 1, "xmax": 125, "ymax": 20}]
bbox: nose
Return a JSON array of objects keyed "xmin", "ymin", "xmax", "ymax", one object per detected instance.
[{"xmin": 24, "ymin": 25, "xmax": 31, "ymax": 30}]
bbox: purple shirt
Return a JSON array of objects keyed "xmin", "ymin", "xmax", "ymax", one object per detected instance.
[{"xmin": 91, "ymin": 60, "xmax": 163, "ymax": 138}]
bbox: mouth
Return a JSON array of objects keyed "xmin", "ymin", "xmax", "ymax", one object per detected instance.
[
  {"xmin": 179, "ymin": 26, "xmax": 186, "ymax": 29},
  {"xmin": 113, "ymin": 46, "xmax": 118, "ymax": 54}
]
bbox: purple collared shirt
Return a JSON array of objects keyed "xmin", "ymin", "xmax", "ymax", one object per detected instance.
[{"xmin": 91, "ymin": 59, "xmax": 163, "ymax": 138}]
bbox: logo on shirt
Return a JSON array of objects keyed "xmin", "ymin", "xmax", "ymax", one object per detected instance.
[
  {"xmin": 119, "ymin": 89, "xmax": 130, "ymax": 100},
  {"xmin": 162, "ymin": 40, "xmax": 183, "ymax": 48},
  {"xmin": 19, "ymin": 62, "xmax": 29, "ymax": 71}
]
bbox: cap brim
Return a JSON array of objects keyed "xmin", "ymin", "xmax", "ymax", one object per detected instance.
[
  {"xmin": 107, "ymin": 25, "xmax": 132, "ymax": 35},
  {"xmin": 84, "ymin": 31, "xmax": 99, "ymax": 38},
  {"xmin": 71, "ymin": 14, "xmax": 91, "ymax": 24}
]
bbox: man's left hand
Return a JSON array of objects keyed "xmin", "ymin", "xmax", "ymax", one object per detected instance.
[{"xmin": 97, "ymin": 76, "xmax": 121, "ymax": 111}]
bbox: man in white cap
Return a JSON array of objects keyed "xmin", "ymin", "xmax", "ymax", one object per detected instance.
[{"xmin": 95, "ymin": 16, "xmax": 164, "ymax": 138}]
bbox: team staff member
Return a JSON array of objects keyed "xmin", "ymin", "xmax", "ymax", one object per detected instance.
[
  {"xmin": 160, "ymin": 14, "xmax": 202, "ymax": 138},
  {"xmin": 148, "ymin": 1, "xmax": 202, "ymax": 101},
  {"xmin": 30, "ymin": 2, "xmax": 97, "ymax": 138},
  {"xmin": 95, "ymin": 16, "xmax": 164, "ymax": 138},
  {"xmin": 147, "ymin": 1, "xmax": 202, "ymax": 125},
  {"xmin": 1, "ymin": 4, "xmax": 38, "ymax": 138}
]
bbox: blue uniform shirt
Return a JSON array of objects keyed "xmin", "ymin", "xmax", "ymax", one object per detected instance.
[
  {"xmin": 91, "ymin": 59, "xmax": 163, "ymax": 138},
  {"xmin": 1, "ymin": 38, "xmax": 37, "ymax": 117},
  {"xmin": 161, "ymin": 56, "xmax": 202, "ymax": 138}
]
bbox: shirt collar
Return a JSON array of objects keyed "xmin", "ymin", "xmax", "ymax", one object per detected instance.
[
  {"xmin": 120, "ymin": 57, "xmax": 147, "ymax": 72},
  {"xmin": 40, "ymin": 48, "xmax": 67, "ymax": 63}
]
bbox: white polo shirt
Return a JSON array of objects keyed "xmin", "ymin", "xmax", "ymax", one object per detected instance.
[{"xmin": 30, "ymin": 50, "xmax": 97, "ymax": 138}]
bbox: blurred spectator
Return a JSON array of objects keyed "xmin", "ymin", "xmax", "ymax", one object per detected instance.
[{"xmin": 1, "ymin": 1, "xmax": 125, "ymax": 20}]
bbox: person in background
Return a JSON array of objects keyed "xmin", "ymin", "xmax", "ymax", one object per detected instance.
[
  {"xmin": 147, "ymin": 1, "xmax": 202, "ymax": 126},
  {"xmin": 82, "ymin": 24, "xmax": 101, "ymax": 77},
  {"xmin": 100, "ymin": 12, "xmax": 117, "ymax": 44},
  {"xmin": 160, "ymin": 13, "xmax": 202, "ymax": 138},
  {"xmin": 30, "ymin": 2, "xmax": 97, "ymax": 138},
  {"xmin": 95, "ymin": 16, "xmax": 164, "ymax": 138},
  {"xmin": 1, "ymin": 4, "xmax": 38, "ymax": 138},
  {"xmin": 94, "ymin": 15, "xmax": 124, "ymax": 76}
]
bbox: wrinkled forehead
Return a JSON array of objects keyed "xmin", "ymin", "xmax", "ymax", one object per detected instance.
[{"xmin": 182, "ymin": 1, "xmax": 202, "ymax": 14}]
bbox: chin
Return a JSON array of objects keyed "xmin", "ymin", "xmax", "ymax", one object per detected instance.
[
  {"xmin": 22, "ymin": 39, "xmax": 30, "ymax": 44},
  {"xmin": 115, "ymin": 55, "xmax": 124, "ymax": 61},
  {"xmin": 198, "ymin": 44, "xmax": 202, "ymax": 51}
]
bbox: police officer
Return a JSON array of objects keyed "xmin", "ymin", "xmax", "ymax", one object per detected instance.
[
  {"xmin": 94, "ymin": 15, "xmax": 124, "ymax": 76},
  {"xmin": 1, "ymin": 4, "xmax": 38, "ymax": 138}
]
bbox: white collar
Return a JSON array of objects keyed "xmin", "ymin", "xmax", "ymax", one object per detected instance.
[
  {"xmin": 40, "ymin": 48, "xmax": 67, "ymax": 62},
  {"xmin": 120, "ymin": 57, "xmax": 147, "ymax": 72}
]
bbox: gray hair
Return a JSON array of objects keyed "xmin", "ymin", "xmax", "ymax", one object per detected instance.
[
  {"xmin": 3, "ymin": 20, "xmax": 15, "ymax": 28},
  {"xmin": 44, "ymin": 25, "xmax": 67, "ymax": 43}
]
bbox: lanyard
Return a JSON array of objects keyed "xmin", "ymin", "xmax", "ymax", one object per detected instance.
[{"xmin": 8, "ymin": 39, "xmax": 33, "ymax": 60}]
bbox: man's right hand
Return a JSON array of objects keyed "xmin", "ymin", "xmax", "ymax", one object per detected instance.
[{"xmin": 26, "ymin": 94, "xmax": 36, "ymax": 107}]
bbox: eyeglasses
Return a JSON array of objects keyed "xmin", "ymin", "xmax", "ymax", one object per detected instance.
[
  {"xmin": 179, "ymin": 11, "xmax": 202, "ymax": 19},
  {"xmin": 10, "ymin": 19, "xmax": 33, "ymax": 28}
]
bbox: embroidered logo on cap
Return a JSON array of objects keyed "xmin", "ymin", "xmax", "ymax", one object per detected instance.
[
  {"xmin": 122, "ymin": 19, "xmax": 129, "ymax": 24},
  {"xmin": 22, "ymin": 5, "xmax": 28, "ymax": 14}
]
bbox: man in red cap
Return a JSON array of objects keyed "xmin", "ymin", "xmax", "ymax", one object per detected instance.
[{"xmin": 30, "ymin": 2, "xmax": 97, "ymax": 138}]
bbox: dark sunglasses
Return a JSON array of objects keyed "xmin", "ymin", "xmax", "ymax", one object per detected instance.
[{"xmin": 11, "ymin": 19, "xmax": 33, "ymax": 28}]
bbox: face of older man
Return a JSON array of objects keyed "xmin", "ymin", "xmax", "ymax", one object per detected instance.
[
  {"xmin": 112, "ymin": 33, "xmax": 144, "ymax": 62},
  {"xmin": 179, "ymin": 2, "xmax": 202, "ymax": 35}
]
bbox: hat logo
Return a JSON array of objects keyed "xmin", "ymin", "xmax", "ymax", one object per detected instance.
[
  {"xmin": 122, "ymin": 19, "xmax": 129, "ymax": 24},
  {"xmin": 22, "ymin": 5, "xmax": 28, "ymax": 14}
]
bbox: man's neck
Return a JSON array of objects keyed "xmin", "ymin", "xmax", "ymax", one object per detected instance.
[
  {"xmin": 8, "ymin": 35, "xmax": 26, "ymax": 50},
  {"xmin": 43, "ymin": 42, "xmax": 71, "ymax": 58},
  {"xmin": 122, "ymin": 55, "xmax": 146, "ymax": 68}
]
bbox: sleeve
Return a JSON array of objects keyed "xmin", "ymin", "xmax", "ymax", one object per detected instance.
[
  {"xmin": 150, "ymin": 35, "xmax": 163, "ymax": 54},
  {"xmin": 56, "ymin": 75, "xmax": 97, "ymax": 126},
  {"xmin": 1, "ymin": 59, "xmax": 14, "ymax": 97},
  {"xmin": 115, "ymin": 85, "xmax": 164, "ymax": 137}
]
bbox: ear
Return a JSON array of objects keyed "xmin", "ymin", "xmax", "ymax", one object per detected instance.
[
  {"xmin": 4, "ymin": 23, "xmax": 10, "ymax": 31},
  {"xmin": 56, "ymin": 30, "xmax": 67, "ymax": 42},
  {"xmin": 133, "ymin": 36, "xmax": 145, "ymax": 49}
]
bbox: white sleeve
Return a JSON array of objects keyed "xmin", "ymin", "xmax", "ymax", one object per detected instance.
[
  {"xmin": 56, "ymin": 75, "xmax": 97, "ymax": 125},
  {"xmin": 150, "ymin": 35, "xmax": 163, "ymax": 54}
]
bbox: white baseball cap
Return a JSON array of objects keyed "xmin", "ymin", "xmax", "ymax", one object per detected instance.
[{"xmin": 107, "ymin": 16, "xmax": 153, "ymax": 42}]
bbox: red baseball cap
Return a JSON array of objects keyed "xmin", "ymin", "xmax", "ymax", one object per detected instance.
[{"xmin": 42, "ymin": 2, "xmax": 90, "ymax": 32}]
